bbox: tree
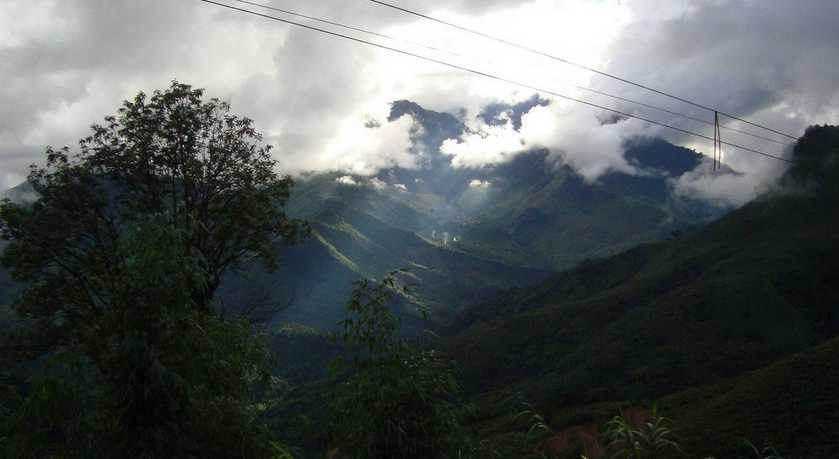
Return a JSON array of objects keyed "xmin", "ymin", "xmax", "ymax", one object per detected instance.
[
  {"xmin": 0, "ymin": 80, "xmax": 306, "ymax": 355},
  {"xmin": 2, "ymin": 213, "xmax": 277, "ymax": 458},
  {"xmin": 786, "ymin": 125, "xmax": 839, "ymax": 194},
  {"xmin": 0, "ymin": 82, "xmax": 306, "ymax": 457},
  {"xmin": 330, "ymin": 273, "xmax": 462, "ymax": 459}
]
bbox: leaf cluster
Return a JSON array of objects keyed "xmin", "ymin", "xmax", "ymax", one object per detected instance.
[
  {"xmin": 605, "ymin": 407, "xmax": 682, "ymax": 459},
  {"xmin": 330, "ymin": 273, "xmax": 463, "ymax": 459},
  {"xmin": 1, "ymin": 214, "xmax": 277, "ymax": 458},
  {"xmin": 0, "ymin": 81, "xmax": 306, "ymax": 458}
]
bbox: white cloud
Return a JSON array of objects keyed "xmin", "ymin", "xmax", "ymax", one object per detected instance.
[
  {"xmin": 443, "ymin": 102, "xmax": 644, "ymax": 181},
  {"xmin": 368, "ymin": 177, "xmax": 387, "ymax": 190},
  {"xmin": 302, "ymin": 113, "xmax": 418, "ymax": 176},
  {"xmin": 672, "ymin": 145, "xmax": 789, "ymax": 207},
  {"xmin": 1, "ymin": 0, "xmax": 838, "ymax": 206},
  {"xmin": 468, "ymin": 179, "xmax": 491, "ymax": 188},
  {"xmin": 335, "ymin": 175, "xmax": 359, "ymax": 186},
  {"xmin": 442, "ymin": 123, "xmax": 526, "ymax": 169}
]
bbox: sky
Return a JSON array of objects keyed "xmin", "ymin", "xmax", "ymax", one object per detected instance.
[{"xmin": 1, "ymin": 0, "xmax": 838, "ymax": 206}]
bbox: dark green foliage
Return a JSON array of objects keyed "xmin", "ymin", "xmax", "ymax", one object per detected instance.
[
  {"xmin": 269, "ymin": 323, "xmax": 347, "ymax": 384},
  {"xmin": 0, "ymin": 82, "xmax": 306, "ymax": 458},
  {"xmin": 605, "ymin": 407, "xmax": 681, "ymax": 459},
  {"xmin": 448, "ymin": 186, "xmax": 839, "ymax": 405},
  {"xmin": 441, "ymin": 126, "xmax": 839, "ymax": 457},
  {"xmin": 786, "ymin": 125, "xmax": 839, "ymax": 191},
  {"xmin": 330, "ymin": 274, "xmax": 462, "ymax": 458},
  {"xmin": 661, "ymin": 336, "xmax": 839, "ymax": 459},
  {"xmin": 0, "ymin": 81, "xmax": 306, "ymax": 349},
  {"xmin": 1, "ymin": 214, "xmax": 276, "ymax": 458}
]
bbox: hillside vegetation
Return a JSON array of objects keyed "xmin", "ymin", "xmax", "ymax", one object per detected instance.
[
  {"xmin": 442, "ymin": 125, "xmax": 839, "ymax": 458},
  {"xmin": 242, "ymin": 100, "xmax": 726, "ymax": 330}
]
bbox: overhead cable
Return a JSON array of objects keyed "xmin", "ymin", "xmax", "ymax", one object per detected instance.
[
  {"xmin": 367, "ymin": 0, "xmax": 799, "ymax": 141},
  {"xmin": 195, "ymin": 0, "xmax": 793, "ymax": 163},
  {"xmin": 235, "ymin": 0, "xmax": 791, "ymax": 146}
]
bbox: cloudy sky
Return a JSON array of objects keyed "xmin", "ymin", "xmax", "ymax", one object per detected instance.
[{"xmin": 2, "ymin": 0, "xmax": 838, "ymax": 205}]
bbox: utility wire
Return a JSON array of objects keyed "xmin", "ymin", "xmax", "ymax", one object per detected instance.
[
  {"xmin": 234, "ymin": 0, "xmax": 790, "ymax": 147},
  {"xmin": 230, "ymin": 0, "xmax": 457, "ymax": 56},
  {"xmin": 195, "ymin": 0, "xmax": 792, "ymax": 163},
  {"xmin": 367, "ymin": 0, "xmax": 799, "ymax": 141},
  {"xmin": 569, "ymin": 85, "xmax": 792, "ymax": 146},
  {"xmin": 233, "ymin": 0, "xmax": 791, "ymax": 147}
]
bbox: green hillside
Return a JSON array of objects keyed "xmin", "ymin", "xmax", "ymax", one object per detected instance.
[
  {"xmin": 660, "ymin": 335, "xmax": 839, "ymax": 459},
  {"xmin": 453, "ymin": 141, "xmax": 715, "ymax": 270},
  {"xmin": 286, "ymin": 102, "xmax": 723, "ymax": 274},
  {"xmin": 429, "ymin": 125, "xmax": 839, "ymax": 458},
  {"xmin": 449, "ymin": 189, "xmax": 838, "ymax": 405},
  {"xmin": 264, "ymin": 122, "xmax": 839, "ymax": 457},
  {"xmin": 221, "ymin": 207, "xmax": 547, "ymax": 332},
  {"xmin": 241, "ymin": 101, "xmax": 727, "ymax": 331},
  {"xmin": 446, "ymin": 126, "xmax": 839, "ymax": 418}
]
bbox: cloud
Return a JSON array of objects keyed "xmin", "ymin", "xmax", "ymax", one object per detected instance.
[
  {"xmin": 671, "ymin": 145, "xmax": 790, "ymax": 207},
  {"xmin": 335, "ymin": 175, "xmax": 359, "ymax": 186},
  {"xmin": 368, "ymin": 177, "xmax": 388, "ymax": 190},
  {"xmin": 309, "ymin": 113, "xmax": 418, "ymax": 176},
  {"xmin": 441, "ymin": 122, "xmax": 526, "ymax": 169},
  {"xmin": 442, "ymin": 102, "xmax": 644, "ymax": 181},
  {"xmin": 468, "ymin": 179, "xmax": 491, "ymax": 188},
  {"xmin": 590, "ymin": 0, "xmax": 839, "ymax": 204},
  {"xmin": 1, "ymin": 0, "xmax": 838, "ymax": 206}
]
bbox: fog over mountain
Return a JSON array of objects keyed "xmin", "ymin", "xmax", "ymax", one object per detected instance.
[{"xmin": 2, "ymin": 0, "xmax": 838, "ymax": 206}]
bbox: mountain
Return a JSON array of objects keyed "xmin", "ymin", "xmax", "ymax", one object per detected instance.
[
  {"xmin": 448, "ymin": 185, "xmax": 838, "ymax": 401},
  {"xmin": 325, "ymin": 100, "xmax": 723, "ymax": 272},
  {"xmin": 661, "ymin": 335, "xmax": 839, "ymax": 458},
  {"xmin": 441, "ymin": 125, "xmax": 839, "ymax": 457},
  {"xmin": 0, "ymin": 99, "xmax": 729, "ymax": 333},
  {"xmin": 246, "ymin": 100, "xmax": 728, "ymax": 330},
  {"xmin": 217, "ymin": 206, "xmax": 546, "ymax": 332},
  {"xmin": 0, "ymin": 182, "xmax": 38, "ymax": 206}
]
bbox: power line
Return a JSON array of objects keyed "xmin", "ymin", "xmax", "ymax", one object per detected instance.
[
  {"xmin": 568, "ymin": 84, "xmax": 792, "ymax": 146},
  {"xmin": 367, "ymin": 0, "xmax": 799, "ymax": 141},
  {"xmin": 233, "ymin": 0, "xmax": 791, "ymax": 147},
  {"xmin": 195, "ymin": 0, "xmax": 792, "ymax": 164},
  {"xmin": 230, "ymin": 0, "xmax": 457, "ymax": 56}
]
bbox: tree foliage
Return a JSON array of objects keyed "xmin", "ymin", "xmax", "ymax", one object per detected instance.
[
  {"xmin": 0, "ymin": 82, "xmax": 306, "ymax": 457},
  {"xmin": 2, "ymin": 213, "xmax": 277, "ymax": 458},
  {"xmin": 604, "ymin": 407, "xmax": 681, "ymax": 459},
  {"xmin": 787, "ymin": 124, "xmax": 839, "ymax": 193},
  {"xmin": 0, "ymin": 81, "xmax": 306, "ymax": 355},
  {"xmin": 330, "ymin": 273, "xmax": 463, "ymax": 459}
]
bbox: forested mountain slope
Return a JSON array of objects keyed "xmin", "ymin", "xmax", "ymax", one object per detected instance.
[
  {"xmin": 447, "ymin": 125, "xmax": 839, "ymax": 409},
  {"xmin": 241, "ymin": 100, "xmax": 727, "ymax": 329}
]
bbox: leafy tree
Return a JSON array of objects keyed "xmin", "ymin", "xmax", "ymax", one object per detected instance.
[
  {"xmin": 0, "ymin": 82, "xmax": 306, "ymax": 457},
  {"xmin": 0, "ymin": 81, "xmax": 306, "ymax": 356},
  {"xmin": 330, "ymin": 273, "xmax": 462, "ymax": 459},
  {"xmin": 2, "ymin": 213, "xmax": 278, "ymax": 458},
  {"xmin": 786, "ymin": 124, "xmax": 839, "ymax": 193}
]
